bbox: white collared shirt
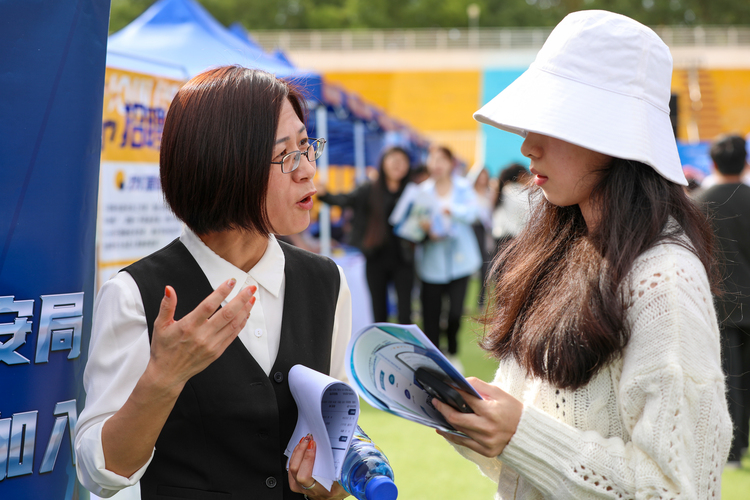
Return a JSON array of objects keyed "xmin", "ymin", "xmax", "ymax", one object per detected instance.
[{"xmin": 74, "ymin": 229, "xmax": 352, "ymax": 497}]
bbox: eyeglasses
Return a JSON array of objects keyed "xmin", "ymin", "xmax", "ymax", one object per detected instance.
[{"xmin": 270, "ymin": 138, "xmax": 326, "ymax": 174}]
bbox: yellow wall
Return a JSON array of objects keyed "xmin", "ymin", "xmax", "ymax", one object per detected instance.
[
  {"xmin": 671, "ymin": 68, "xmax": 750, "ymax": 142},
  {"xmin": 712, "ymin": 69, "xmax": 750, "ymax": 136},
  {"xmin": 326, "ymin": 70, "xmax": 481, "ymax": 164},
  {"xmin": 327, "ymin": 70, "xmax": 480, "ymax": 131},
  {"xmin": 387, "ymin": 71, "xmax": 480, "ymax": 131},
  {"xmin": 329, "ymin": 67, "xmax": 749, "ymax": 163}
]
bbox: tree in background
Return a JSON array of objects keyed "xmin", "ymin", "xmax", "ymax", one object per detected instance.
[{"xmin": 109, "ymin": 0, "xmax": 750, "ymax": 34}]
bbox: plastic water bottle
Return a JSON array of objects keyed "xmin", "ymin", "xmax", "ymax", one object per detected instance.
[{"xmin": 340, "ymin": 426, "xmax": 398, "ymax": 500}]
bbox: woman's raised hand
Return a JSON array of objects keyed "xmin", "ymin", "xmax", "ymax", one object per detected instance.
[
  {"xmin": 100, "ymin": 279, "xmax": 256, "ymax": 477},
  {"xmin": 433, "ymin": 377, "xmax": 524, "ymax": 458},
  {"xmin": 146, "ymin": 278, "xmax": 257, "ymax": 392}
]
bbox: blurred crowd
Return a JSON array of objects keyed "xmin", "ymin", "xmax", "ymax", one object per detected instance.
[{"xmin": 306, "ymin": 144, "xmax": 536, "ymax": 372}]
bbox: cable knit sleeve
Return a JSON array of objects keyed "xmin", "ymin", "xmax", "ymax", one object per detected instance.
[{"xmin": 496, "ymin": 242, "xmax": 732, "ymax": 499}]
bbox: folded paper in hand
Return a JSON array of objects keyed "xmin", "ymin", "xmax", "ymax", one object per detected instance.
[
  {"xmin": 345, "ymin": 323, "xmax": 482, "ymax": 436},
  {"xmin": 285, "ymin": 365, "xmax": 360, "ymax": 492}
]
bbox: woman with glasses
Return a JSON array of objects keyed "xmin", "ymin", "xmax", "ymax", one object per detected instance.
[{"xmin": 75, "ymin": 66, "xmax": 351, "ymax": 500}]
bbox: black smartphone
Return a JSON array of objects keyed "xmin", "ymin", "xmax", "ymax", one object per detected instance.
[{"xmin": 414, "ymin": 367, "xmax": 474, "ymax": 414}]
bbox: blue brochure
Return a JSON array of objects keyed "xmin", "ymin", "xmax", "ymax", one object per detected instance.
[{"xmin": 345, "ymin": 323, "xmax": 482, "ymax": 436}]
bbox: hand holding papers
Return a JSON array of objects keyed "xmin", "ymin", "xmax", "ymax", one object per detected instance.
[
  {"xmin": 388, "ymin": 183, "xmax": 426, "ymax": 243},
  {"xmin": 345, "ymin": 323, "xmax": 482, "ymax": 436},
  {"xmin": 389, "ymin": 182, "xmax": 453, "ymax": 242},
  {"xmin": 285, "ymin": 365, "xmax": 360, "ymax": 492}
]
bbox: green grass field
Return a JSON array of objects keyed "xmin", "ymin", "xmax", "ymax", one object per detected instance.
[{"xmin": 361, "ymin": 277, "xmax": 750, "ymax": 499}]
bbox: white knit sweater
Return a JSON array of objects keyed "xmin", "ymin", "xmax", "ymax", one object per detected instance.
[{"xmin": 456, "ymin": 240, "xmax": 732, "ymax": 499}]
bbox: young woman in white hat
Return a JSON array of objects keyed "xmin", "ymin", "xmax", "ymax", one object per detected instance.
[{"xmin": 432, "ymin": 10, "xmax": 732, "ymax": 499}]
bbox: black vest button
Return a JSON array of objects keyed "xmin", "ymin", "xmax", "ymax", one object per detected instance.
[
  {"xmin": 265, "ymin": 476, "xmax": 277, "ymax": 488},
  {"xmin": 273, "ymin": 371, "xmax": 284, "ymax": 383}
]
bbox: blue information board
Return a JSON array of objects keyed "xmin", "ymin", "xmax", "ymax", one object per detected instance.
[
  {"xmin": 0, "ymin": 0, "xmax": 110, "ymax": 498},
  {"xmin": 676, "ymin": 140, "xmax": 712, "ymax": 177}
]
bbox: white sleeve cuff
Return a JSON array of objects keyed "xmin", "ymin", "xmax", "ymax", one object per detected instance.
[{"xmin": 76, "ymin": 418, "xmax": 155, "ymax": 497}]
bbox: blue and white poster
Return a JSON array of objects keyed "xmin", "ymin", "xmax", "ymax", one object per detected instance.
[{"xmin": 0, "ymin": 0, "xmax": 111, "ymax": 498}]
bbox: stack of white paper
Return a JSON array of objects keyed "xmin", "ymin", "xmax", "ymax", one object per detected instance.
[{"xmin": 285, "ymin": 365, "xmax": 360, "ymax": 492}]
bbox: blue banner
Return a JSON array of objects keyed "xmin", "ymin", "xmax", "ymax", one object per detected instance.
[
  {"xmin": 677, "ymin": 140, "xmax": 712, "ymax": 177},
  {"xmin": 0, "ymin": 1, "xmax": 110, "ymax": 498},
  {"xmin": 480, "ymin": 69, "xmax": 528, "ymax": 177}
]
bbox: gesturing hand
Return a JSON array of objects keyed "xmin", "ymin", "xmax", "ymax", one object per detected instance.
[
  {"xmin": 433, "ymin": 377, "xmax": 523, "ymax": 458},
  {"xmin": 146, "ymin": 278, "xmax": 257, "ymax": 392}
]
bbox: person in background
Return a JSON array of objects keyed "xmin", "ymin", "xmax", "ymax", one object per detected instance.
[
  {"xmin": 695, "ymin": 133, "xmax": 750, "ymax": 466},
  {"xmin": 471, "ymin": 167, "xmax": 496, "ymax": 307},
  {"xmin": 491, "ymin": 162, "xmax": 530, "ymax": 256},
  {"xmin": 432, "ymin": 11, "xmax": 731, "ymax": 499},
  {"xmin": 409, "ymin": 163, "xmax": 430, "ymax": 184},
  {"xmin": 699, "ymin": 155, "xmax": 750, "ymax": 189},
  {"xmin": 403, "ymin": 145, "xmax": 482, "ymax": 371},
  {"xmin": 316, "ymin": 146, "xmax": 414, "ymax": 324},
  {"xmin": 75, "ymin": 66, "xmax": 351, "ymax": 500}
]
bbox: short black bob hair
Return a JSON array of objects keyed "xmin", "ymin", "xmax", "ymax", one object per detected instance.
[{"xmin": 160, "ymin": 65, "xmax": 306, "ymax": 235}]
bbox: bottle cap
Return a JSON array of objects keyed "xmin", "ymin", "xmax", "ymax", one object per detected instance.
[{"xmin": 365, "ymin": 475, "xmax": 398, "ymax": 500}]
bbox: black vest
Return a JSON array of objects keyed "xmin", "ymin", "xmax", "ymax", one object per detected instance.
[{"xmin": 124, "ymin": 239, "xmax": 340, "ymax": 500}]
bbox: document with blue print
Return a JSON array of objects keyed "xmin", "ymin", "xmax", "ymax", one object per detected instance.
[
  {"xmin": 389, "ymin": 183, "xmax": 452, "ymax": 243},
  {"xmin": 285, "ymin": 364, "xmax": 360, "ymax": 492},
  {"xmin": 346, "ymin": 323, "xmax": 482, "ymax": 436}
]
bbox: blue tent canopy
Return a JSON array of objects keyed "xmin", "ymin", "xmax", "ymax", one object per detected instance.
[
  {"xmin": 106, "ymin": 50, "xmax": 190, "ymax": 81},
  {"xmin": 107, "ymin": 0, "xmax": 322, "ymax": 101},
  {"xmin": 272, "ymin": 48, "xmax": 296, "ymax": 68},
  {"xmin": 105, "ymin": 0, "xmax": 426, "ymax": 169},
  {"xmin": 365, "ymin": 124, "xmax": 386, "ymax": 167},
  {"xmin": 306, "ymin": 106, "xmax": 356, "ymax": 167},
  {"xmin": 228, "ymin": 21, "xmax": 265, "ymax": 53}
]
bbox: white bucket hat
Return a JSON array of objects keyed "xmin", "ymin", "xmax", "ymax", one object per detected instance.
[{"xmin": 474, "ymin": 10, "xmax": 687, "ymax": 186}]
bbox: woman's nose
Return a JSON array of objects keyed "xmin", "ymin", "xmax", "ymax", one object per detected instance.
[
  {"xmin": 294, "ymin": 153, "xmax": 317, "ymax": 181},
  {"xmin": 521, "ymin": 132, "xmax": 542, "ymax": 159}
]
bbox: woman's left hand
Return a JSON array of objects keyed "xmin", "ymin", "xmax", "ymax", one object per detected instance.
[
  {"xmin": 433, "ymin": 377, "xmax": 524, "ymax": 458},
  {"xmin": 288, "ymin": 435, "xmax": 349, "ymax": 499}
]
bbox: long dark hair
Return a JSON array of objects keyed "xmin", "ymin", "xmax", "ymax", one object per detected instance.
[
  {"xmin": 361, "ymin": 146, "xmax": 411, "ymax": 250},
  {"xmin": 481, "ymin": 158, "xmax": 717, "ymax": 390}
]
